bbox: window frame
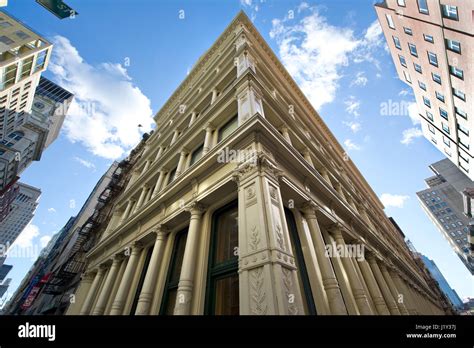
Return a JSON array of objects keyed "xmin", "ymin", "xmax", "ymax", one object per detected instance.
[
  {"xmin": 423, "ymin": 34, "xmax": 434, "ymax": 43},
  {"xmin": 417, "ymin": 0, "xmax": 429, "ymax": 14},
  {"xmin": 441, "ymin": 5, "xmax": 459, "ymax": 21},
  {"xmin": 446, "ymin": 39, "xmax": 461, "ymax": 54},
  {"xmin": 427, "ymin": 52, "xmax": 438, "ymax": 67}
]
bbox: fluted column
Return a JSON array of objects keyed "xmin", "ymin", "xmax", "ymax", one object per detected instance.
[
  {"xmin": 281, "ymin": 127, "xmax": 292, "ymax": 145},
  {"xmin": 175, "ymin": 150, "xmax": 188, "ymax": 177},
  {"xmin": 319, "ymin": 168, "xmax": 332, "ymax": 186},
  {"xmin": 359, "ymin": 258, "xmax": 390, "ymax": 315},
  {"xmin": 80, "ymin": 267, "xmax": 106, "ymax": 315},
  {"xmin": 380, "ymin": 264, "xmax": 409, "ymax": 315},
  {"xmin": 155, "ymin": 146, "xmax": 164, "ymax": 161},
  {"xmin": 202, "ymin": 124, "xmax": 214, "ymax": 154},
  {"xmin": 303, "ymin": 149, "xmax": 314, "ymax": 168},
  {"xmin": 152, "ymin": 170, "xmax": 166, "ymax": 197},
  {"xmin": 301, "ymin": 202, "xmax": 347, "ymax": 315},
  {"xmin": 133, "ymin": 187, "xmax": 148, "ymax": 213},
  {"xmin": 392, "ymin": 273, "xmax": 418, "ymax": 315},
  {"xmin": 328, "ymin": 226, "xmax": 373, "ymax": 314},
  {"xmin": 109, "ymin": 243, "xmax": 143, "ymax": 315},
  {"xmin": 171, "ymin": 130, "xmax": 179, "ymax": 144},
  {"xmin": 91, "ymin": 256, "xmax": 123, "ymax": 315},
  {"xmin": 136, "ymin": 227, "xmax": 169, "ymax": 315},
  {"xmin": 335, "ymin": 183, "xmax": 346, "ymax": 201},
  {"xmin": 189, "ymin": 111, "xmax": 197, "ymax": 127},
  {"xmin": 74, "ymin": 272, "xmax": 97, "ymax": 315},
  {"xmin": 174, "ymin": 202, "xmax": 206, "ymax": 315},
  {"xmin": 120, "ymin": 200, "xmax": 133, "ymax": 223},
  {"xmin": 141, "ymin": 160, "xmax": 151, "ymax": 175},
  {"xmin": 211, "ymin": 88, "xmax": 218, "ymax": 104},
  {"xmin": 367, "ymin": 255, "xmax": 400, "ymax": 315}
]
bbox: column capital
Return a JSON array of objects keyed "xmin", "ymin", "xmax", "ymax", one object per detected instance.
[
  {"xmin": 81, "ymin": 272, "xmax": 95, "ymax": 282},
  {"xmin": 179, "ymin": 148, "xmax": 189, "ymax": 156},
  {"xmin": 112, "ymin": 254, "xmax": 125, "ymax": 263},
  {"xmin": 185, "ymin": 201, "xmax": 207, "ymax": 216},
  {"xmin": 300, "ymin": 201, "xmax": 320, "ymax": 216},
  {"xmin": 327, "ymin": 222, "xmax": 344, "ymax": 238},
  {"xmin": 232, "ymin": 152, "xmax": 283, "ymax": 184},
  {"xmin": 203, "ymin": 122, "xmax": 215, "ymax": 132}
]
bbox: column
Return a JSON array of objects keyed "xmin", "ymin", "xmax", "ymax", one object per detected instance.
[
  {"xmin": 80, "ymin": 267, "xmax": 106, "ymax": 315},
  {"xmin": 392, "ymin": 272, "xmax": 418, "ymax": 315},
  {"xmin": 67, "ymin": 272, "xmax": 94, "ymax": 315},
  {"xmin": 133, "ymin": 187, "xmax": 148, "ymax": 213},
  {"xmin": 335, "ymin": 183, "xmax": 346, "ymax": 201},
  {"xmin": 125, "ymin": 169, "xmax": 140, "ymax": 191},
  {"xmin": 303, "ymin": 149, "xmax": 314, "ymax": 168},
  {"xmin": 281, "ymin": 127, "xmax": 292, "ymax": 145},
  {"xmin": 189, "ymin": 111, "xmax": 197, "ymax": 127},
  {"xmin": 152, "ymin": 170, "xmax": 166, "ymax": 198},
  {"xmin": 174, "ymin": 202, "xmax": 206, "ymax": 315},
  {"xmin": 102, "ymin": 210, "xmax": 122, "ymax": 237},
  {"xmin": 380, "ymin": 264, "xmax": 409, "ymax": 315},
  {"xmin": 350, "ymin": 255, "xmax": 377, "ymax": 314},
  {"xmin": 236, "ymin": 81, "xmax": 264, "ymax": 125},
  {"xmin": 136, "ymin": 227, "xmax": 169, "ymax": 315},
  {"xmin": 211, "ymin": 89, "xmax": 218, "ymax": 104},
  {"xmin": 175, "ymin": 150, "xmax": 188, "ymax": 177},
  {"xmin": 328, "ymin": 225, "xmax": 373, "ymax": 314},
  {"xmin": 202, "ymin": 124, "xmax": 214, "ymax": 154},
  {"xmin": 141, "ymin": 160, "xmax": 151, "ymax": 175},
  {"xmin": 155, "ymin": 147, "xmax": 164, "ymax": 161},
  {"xmin": 233, "ymin": 154, "xmax": 304, "ymax": 315},
  {"xmin": 301, "ymin": 202, "xmax": 347, "ymax": 315},
  {"xmin": 91, "ymin": 256, "xmax": 122, "ymax": 315},
  {"xmin": 319, "ymin": 167, "xmax": 332, "ymax": 186},
  {"xmin": 120, "ymin": 200, "xmax": 133, "ymax": 223},
  {"xmin": 171, "ymin": 130, "xmax": 179, "ymax": 144},
  {"xmin": 367, "ymin": 255, "xmax": 400, "ymax": 315},
  {"xmin": 144, "ymin": 186, "xmax": 153, "ymax": 204},
  {"xmin": 110, "ymin": 243, "xmax": 143, "ymax": 315},
  {"xmin": 358, "ymin": 259, "xmax": 390, "ymax": 315}
]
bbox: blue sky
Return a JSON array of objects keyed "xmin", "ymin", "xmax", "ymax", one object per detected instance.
[{"xmin": 1, "ymin": 0, "xmax": 472, "ymax": 305}]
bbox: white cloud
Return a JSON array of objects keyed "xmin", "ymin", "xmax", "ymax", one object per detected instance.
[
  {"xmin": 240, "ymin": 0, "xmax": 252, "ymax": 6},
  {"xmin": 344, "ymin": 96, "xmax": 360, "ymax": 117},
  {"xmin": 407, "ymin": 102, "xmax": 421, "ymax": 125},
  {"xmin": 350, "ymin": 71, "xmax": 368, "ymax": 87},
  {"xmin": 11, "ymin": 224, "xmax": 40, "ymax": 248},
  {"xmin": 269, "ymin": 7, "xmax": 360, "ymax": 109},
  {"xmin": 401, "ymin": 127, "xmax": 423, "ymax": 145},
  {"xmin": 47, "ymin": 208, "xmax": 56, "ymax": 213},
  {"xmin": 344, "ymin": 139, "xmax": 361, "ymax": 151},
  {"xmin": 380, "ymin": 193, "xmax": 410, "ymax": 208},
  {"xmin": 48, "ymin": 36, "xmax": 154, "ymax": 159},
  {"xmin": 74, "ymin": 156, "xmax": 96, "ymax": 170},
  {"xmin": 343, "ymin": 121, "xmax": 361, "ymax": 133},
  {"xmin": 364, "ymin": 20, "xmax": 383, "ymax": 45}
]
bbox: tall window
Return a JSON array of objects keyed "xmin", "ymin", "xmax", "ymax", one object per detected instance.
[
  {"xmin": 161, "ymin": 229, "xmax": 188, "ymax": 315},
  {"xmin": 392, "ymin": 36, "xmax": 401, "ymax": 49},
  {"xmin": 217, "ymin": 115, "xmax": 238, "ymax": 143},
  {"xmin": 34, "ymin": 50, "xmax": 48, "ymax": 72},
  {"xmin": 441, "ymin": 5, "xmax": 458, "ymax": 20},
  {"xmin": 205, "ymin": 201, "xmax": 239, "ymax": 315},
  {"xmin": 386, "ymin": 14, "xmax": 395, "ymax": 29},
  {"xmin": 423, "ymin": 96, "xmax": 431, "ymax": 108},
  {"xmin": 417, "ymin": 0, "xmax": 429, "ymax": 14},
  {"xmin": 285, "ymin": 208, "xmax": 317, "ymax": 315},
  {"xmin": 190, "ymin": 144, "xmax": 204, "ymax": 166}
]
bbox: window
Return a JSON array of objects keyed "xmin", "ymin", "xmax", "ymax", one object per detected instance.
[
  {"xmin": 423, "ymin": 34, "xmax": 434, "ymax": 43},
  {"xmin": 446, "ymin": 39, "xmax": 461, "ymax": 53},
  {"xmin": 161, "ymin": 229, "xmax": 188, "ymax": 315},
  {"xmin": 418, "ymin": 81, "xmax": 426, "ymax": 91},
  {"xmin": 397, "ymin": 0, "xmax": 406, "ymax": 6},
  {"xmin": 403, "ymin": 27, "xmax": 413, "ymax": 35},
  {"xmin": 217, "ymin": 115, "xmax": 238, "ymax": 143},
  {"xmin": 459, "ymin": 138, "xmax": 469, "ymax": 150},
  {"xmin": 428, "ymin": 124, "xmax": 435, "ymax": 134},
  {"xmin": 426, "ymin": 111, "xmax": 433, "ymax": 121},
  {"xmin": 417, "ymin": 0, "xmax": 429, "ymax": 14},
  {"xmin": 285, "ymin": 208, "xmax": 317, "ymax": 314},
  {"xmin": 190, "ymin": 144, "xmax": 204, "ymax": 166},
  {"xmin": 443, "ymin": 136, "xmax": 450, "ymax": 147},
  {"xmin": 19, "ymin": 56, "xmax": 33, "ymax": 79},
  {"xmin": 441, "ymin": 5, "xmax": 458, "ymax": 20},
  {"xmin": 423, "ymin": 96, "xmax": 431, "ymax": 108},
  {"xmin": 427, "ymin": 52, "xmax": 438, "ymax": 67},
  {"xmin": 33, "ymin": 50, "xmax": 48, "ymax": 72},
  {"xmin": 449, "ymin": 65, "xmax": 463, "ymax": 79},
  {"xmin": 167, "ymin": 167, "xmax": 177, "ymax": 185},
  {"xmin": 393, "ymin": 36, "xmax": 401, "ymax": 49},
  {"xmin": 408, "ymin": 43, "xmax": 418, "ymax": 57},
  {"xmin": 205, "ymin": 202, "xmax": 239, "ymax": 315},
  {"xmin": 442, "ymin": 122, "xmax": 450, "ymax": 134},
  {"xmin": 436, "ymin": 92, "xmax": 445, "ymax": 103},
  {"xmin": 439, "ymin": 108, "xmax": 448, "ymax": 119},
  {"xmin": 458, "ymin": 124, "xmax": 469, "ymax": 136},
  {"xmin": 386, "ymin": 14, "xmax": 395, "ymax": 29},
  {"xmin": 14, "ymin": 31, "xmax": 30, "ymax": 40},
  {"xmin": 432, "ymin": 73, "xmax": 441, "ymax": 84},
  {"xmin": 399, "ymin": 55, "xmax": 407, "ymax": 67},
  {"xmin": 0, "ymin": 21, "xmax": 12, "ymax": 28},
  {"xmin": 453, "ymin": 88, "xmax": 466, "ymax": 101},
  {"xmin": 459, "ymin": 151, "xmax": 469, "ymax": 163},
  {"xmin": 403, "ymin": 70, "xmax": 412, "ymax": 83},
  {"xmin": 0, "ymin": 35, "xmax": 14, "ymax": 45},
  {"xmin": 455, "ymin": 107, "xmax": 467, "ymax": 119},
  {"xmin": 414, "ymin": 63, "xmax": 422, "ymax": 73}
]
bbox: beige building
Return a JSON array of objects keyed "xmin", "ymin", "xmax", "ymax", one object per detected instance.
[
  {"xmin": 68, "ymin": 11, "xmax": 447, "ymax": 315},
  {"xmin": 375, "ymin": 0, "xmax": 473, "ymax": 179}
]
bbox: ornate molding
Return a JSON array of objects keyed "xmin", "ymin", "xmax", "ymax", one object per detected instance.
[{"xmin": 250, "ymin": 267, "xmax": 267, "ymax": 315}]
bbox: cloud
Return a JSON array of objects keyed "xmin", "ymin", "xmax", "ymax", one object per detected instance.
[
  {"xmin": 40, "ymin": 236, "xmax": 52, "ymax": 248},
  {"xmin": 380, "ymin": 193, "xmax": 410, "ymax": 208},
  {"xmin": 350, "ymin": 71, "xmax": 368, "ymax": 87},
  {"xmin": 364, "ymin": 20, "xmax": 383, "ymax": 46},
  {"xmin": 401, "ymin": 127, "xmax": 423, "ymax": 145},
  {"xmin": 269, "ymin": 6, "xmax": 360, "ymax": 109},
  {"xmin": 74, "ymin": 156, "xmax": 96, "ymax": 170},
  {"xmin": 407, "ymin": 102, "xmax": 421, "ymax": 125},
  {"xmin": 345, "ymin": 96, "xmax": 360, "ymax": 117},
  {"xmin": 48, "ymin": 36, "xmax": 154, "ymax": 159},
  {"xmin": 344, "ymin": 139, "xmax": 361, "ymax": 151},
  {"xmin": 343, "ymin": 121, "xmax": 361, "ymax": 133},
  {"xmin": 11, "ymin": 224, "xmax": 40, "ymax": 248},
  {"xmin": 47, "ymin": 208, "xmax": 56, "ymax": 213}
]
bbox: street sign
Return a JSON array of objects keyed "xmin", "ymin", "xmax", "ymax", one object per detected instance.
[{"xmin": 36, "ymin": 0, "xmax": 78, "ymax": 20}]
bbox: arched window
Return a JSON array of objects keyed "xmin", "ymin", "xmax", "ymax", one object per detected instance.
[{"xmin": 205, "ymin": 201, "xmax": 239, "ymax": 315}]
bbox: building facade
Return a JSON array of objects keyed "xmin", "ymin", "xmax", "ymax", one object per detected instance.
[
  {"xmin": 416, "ymin": 158, "xmax": 474, "ymax": 274},
  {"xmin": 0, "ymin": 182, "xmax": 40, "ymax": 250},
  {"xmin": 68, "ymin": 12, "xmax": 447, "ymax": 316},
  {"xmin": 375, "ymin": 0, "xmax": 473, "ymax": 179}
]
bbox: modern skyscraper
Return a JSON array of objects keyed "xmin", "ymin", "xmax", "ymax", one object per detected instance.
[
  {"xmin": 419, "ymin": 254, "xmax": 464, "ymax": 309},
  {"xmin": 0, "ymin": 182, "xmax": 40, "ymax": 250},
  {"xmin": 416, "ymin": 158, "xmax": 474, "ymax": 274},
  {"xmin": 67, "ymin": 11, "xmax": 446, "ymax": 316},
  {"xmin": 375, "ymin": 1, "xmax": 473, "ymax": 179}
]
